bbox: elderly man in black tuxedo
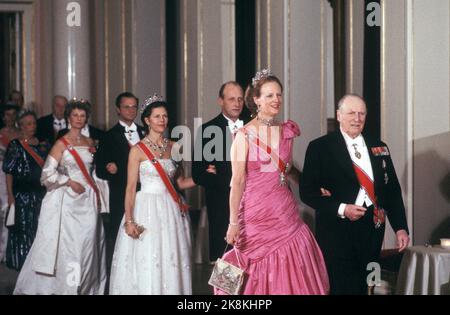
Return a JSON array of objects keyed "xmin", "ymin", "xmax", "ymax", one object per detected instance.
[
  {"xmin": 192, "ymin": 81, "xmax": 247, "ymax": 263},
  {"xmin": 36, "ymin": 95, "xmax": 68, "ymax": 145},
  {"xmin": 95, "ymin": 92, "xmax": 145, "ymax": 275},
  {"xmin": 299, "ymin": 94, "xmax": 410, "ymax": 295}
]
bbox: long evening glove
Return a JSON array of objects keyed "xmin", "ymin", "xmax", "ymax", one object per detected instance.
[{"xmin": 40, "ymin": 155, "xmax": 70, "ymax": 191}]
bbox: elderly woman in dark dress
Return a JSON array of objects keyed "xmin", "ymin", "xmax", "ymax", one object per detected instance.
[{"xmin": 3, "ymin": 110, "xmax": 50, "ymax": 271}]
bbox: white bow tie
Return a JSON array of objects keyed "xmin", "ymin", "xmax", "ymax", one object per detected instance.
[
  {"xmin": 125, "ymin": 126, "xmax": 137, "ymax": 133},
  {"xmin": 228, "ymin": 119, "xmax": 243, "ymax": 132}
]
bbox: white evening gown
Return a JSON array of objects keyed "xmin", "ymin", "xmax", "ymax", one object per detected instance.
[
  {"xmin": 109, "ymin": 159, "xmax": 192, "ymax": 295},
  {"xmin": 14, "ymin": 147, "xmax": 106, "ymax": 295}
]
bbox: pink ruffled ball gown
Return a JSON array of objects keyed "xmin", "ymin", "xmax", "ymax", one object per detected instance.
[{"xmin": 215, "ymin": 120, "xmax": 329, "ymax": 295}]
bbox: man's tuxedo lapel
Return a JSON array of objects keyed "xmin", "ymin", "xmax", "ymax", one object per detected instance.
[
  {"xmin": 207, "ymin": 114, "xmax": 233, "ymax": 163},
  {"xmin": 331, "ymin": 131, "xmax": 359, "ymax": 184},
  {"xmin": 113, "ymin": 124, "xmax": 131, "ymax": 151},
  {"xmin": 137, "ymin": 127, "xmax": 146, "ymax": 139},
  {"xmin": 216, "ymin": 114, "xmax": 228, "ymax": 129},
  {"xmin": 88, "ymin": 126, "xmax": 96, "ymax": 140}
]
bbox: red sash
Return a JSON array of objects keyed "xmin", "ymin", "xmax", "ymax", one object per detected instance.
[
  {"xmin": 352, "ymin": 163, "xmax": 385, "ymax": 227},
  {"xmin": 19, "ymin": 140, "xmax": 45, "ymax": 168},
  {"xmin": 137, "ymin": 142, "xmax": 189, "ymax": 215},
  {"xmin": 0, "ymin": 134, "xmax": 10, "ymax": 147},
  {"xmin": 60, "ymin": 137, "xmax": 101, "ymax": 211},
  {"xmin": 242, "ymin": 128, "xmax": 288, "ymax": 184}
]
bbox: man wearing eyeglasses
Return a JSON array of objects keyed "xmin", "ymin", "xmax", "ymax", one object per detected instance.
[{"xmin": 95, "ymin": 92, "xmax": 146, "ymax": 286}]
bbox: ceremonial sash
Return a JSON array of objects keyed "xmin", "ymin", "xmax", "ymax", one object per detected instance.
[
  {"xmin": 60, "ymin": 137, "xmax": 101, "ymax": 211},
  {"xmin": 0, "ymin": 134, "xmax": 10, "ymax": 147},
  {"xmin": 243, "ymin": 128, "xmax": 288, "ymax": 186},
  {"xmin": 137, "ymin": 142, "xmax": 189, "ymax": 214},
  {"xmin": 352, "ymin": 163, "xmax": 385, "ymax": 228},
  {"xmin": 19, "ymin": 140, "xmax": 45, "ymax": 168}
]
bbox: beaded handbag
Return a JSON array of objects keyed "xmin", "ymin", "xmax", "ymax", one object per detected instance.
[{"xmin": 208, "ymin": 247, "xmax": 245, "ymax": 295}]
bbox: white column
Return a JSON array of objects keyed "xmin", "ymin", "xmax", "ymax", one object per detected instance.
[
  {"xmin": 52, "ymin": 0, "xmax": 92, "ymax": 100},
  {"xmin": 346, "ymin": 0, "xmax": 365, "ymax": 95},
  {"xmin": 178, "ymin": 0, "xmax": 236, "ymax": 126},
  {"xmin": 177, "ymin": 0, "xmax": 237, "ymax": 207},
  {"xmin": 256, "ymin": 0, "xmax": 333, "ymax": 156}
]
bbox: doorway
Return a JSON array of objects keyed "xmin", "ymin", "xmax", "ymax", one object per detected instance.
[{"xmin": 0, "ymin": 12, "xmax": 21, "ymax": 104}]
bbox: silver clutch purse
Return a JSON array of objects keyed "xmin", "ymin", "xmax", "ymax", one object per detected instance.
[{"xmin": 208, "ymin": 251, "xmax": 245, "ymax": 295}]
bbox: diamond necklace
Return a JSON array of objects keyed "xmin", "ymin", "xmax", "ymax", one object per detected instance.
[
  {"xmin": 144, "ymin": 136, "xmax": 169, "ymax": 159},
  {"xmin": 257, "ymin": 115, "xmax": 275, "ymax": 127}
]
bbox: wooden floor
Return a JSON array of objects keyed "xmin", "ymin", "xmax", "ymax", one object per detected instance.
[{"xmin": 0, "ymin": 262, "xmax": 214, "ymax": 295}]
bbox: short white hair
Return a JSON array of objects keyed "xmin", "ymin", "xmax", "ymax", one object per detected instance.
[{"xmin": 337, "ymin": 94, "xmax": 366, "ymax": 111}]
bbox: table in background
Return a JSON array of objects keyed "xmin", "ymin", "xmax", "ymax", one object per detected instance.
[{"xmin": 396, "ymin": 245, "xmax": 450, "ymax": 295}]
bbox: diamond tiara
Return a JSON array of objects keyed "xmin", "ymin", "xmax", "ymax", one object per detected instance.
[
  {"xmin": 70, "ymin": 97, "xmax": 88, "ymax": 104},
  {"xmin": 141, "ymin": 93, "xmax": 164, "ymax": 113},
  {"xmin": 252, "ymin": 69, "xmax": 273, "ymax": 87}
]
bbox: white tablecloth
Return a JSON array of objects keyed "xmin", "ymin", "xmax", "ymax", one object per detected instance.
[{"xmin": 396, "ymin": 245, "xmax": 450, "ymax": 295}]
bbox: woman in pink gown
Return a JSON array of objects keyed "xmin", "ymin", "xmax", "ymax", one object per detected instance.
[{"xmin": 216, "ymin": 70, "xmax": 329, "ymax": 295}]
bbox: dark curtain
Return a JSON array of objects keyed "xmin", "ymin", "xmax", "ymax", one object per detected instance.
[
  {"xmin": 235, "ymin": 0, "xmax": 255, "ymax": 90},
  {"xmin": 0, "ymin": 13, "xmax": 16, "ymax": 104},
  {"xmin": 165, "ymin": 0, "xmax": 180, "ymax": 131},
  {"xmin": 235, "ymin": 0, "xmax": 255, "ymax": 121},
  {"xmin": 363, "ymin": 0, "xmax": 381, "ymax": 139},
  {"xmin": 328, "ymin": 0, "xmax": 346, "ymax": 133}
]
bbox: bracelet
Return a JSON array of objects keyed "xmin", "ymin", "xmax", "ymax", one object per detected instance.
[
  {"xmin": 124, "ymin": 219, "xmax": 135, "ymax": 227},
  {"xmin": 229, "ymin": 222, "xmax": 239, "ymax": 227}
]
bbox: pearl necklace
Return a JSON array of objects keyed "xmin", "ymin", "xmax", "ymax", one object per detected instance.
[{"xmin": 144, "ymin": 136, "xmax": 169, "ymax": 159}]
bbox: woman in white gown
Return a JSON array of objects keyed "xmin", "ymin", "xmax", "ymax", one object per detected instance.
[
  {"xmin": 14, "ymin": 100, "xmax": 106, "ymax": 295},
  {"xmin": 109, "ymin": 95, "xmax": 196, "ymax": 295}
]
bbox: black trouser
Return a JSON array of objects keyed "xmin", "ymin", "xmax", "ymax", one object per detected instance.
[
  {"xmin": 206, "ymin": 204, "xmax": 230, "ymax": 261},
  {"xmin": 102, "ymin": 213, "xmax": 122, "ymax": 294},
  {"xmin": 324, "ymin": 205, "xmax": 385, "ymax": 295}
]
